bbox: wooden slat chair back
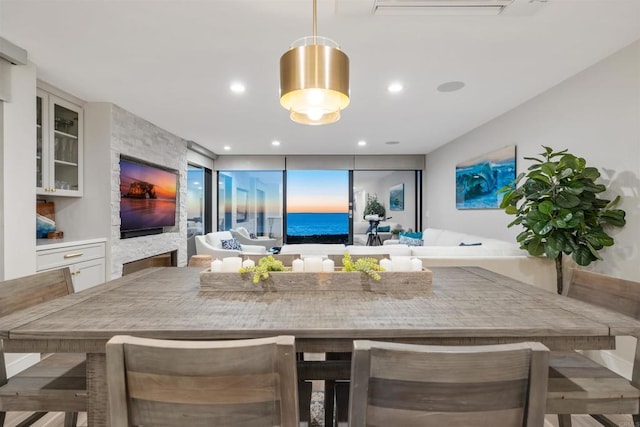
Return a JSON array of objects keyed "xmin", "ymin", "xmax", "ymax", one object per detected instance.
[
  {"xmin": 348, "ymin": 340, "xmax": 550, "ymax": 427},
  {"xmin": 547, "ymin": 268, "xmax": 640, "ymax": 426},
  {"xmin": 106, "ymin": 335, "xmax": 299, "ymax": 427},
  {"xmin": 0, "ymin": 267, "xmax": 86, "ymax": 427}
]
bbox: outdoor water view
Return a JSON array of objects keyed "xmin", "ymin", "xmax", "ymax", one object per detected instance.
[
  {"xmin": 217, "ymin": 169, "xmax": 416, "ymax": 245},
  {"xmin": 286, "ymin": 170, "xmax": 349, "ymax": 244}
]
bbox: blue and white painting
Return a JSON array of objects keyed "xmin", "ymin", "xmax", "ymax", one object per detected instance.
[{"xmin": 455, "ymin": 145, "xmax": 516, "ymax": 209}]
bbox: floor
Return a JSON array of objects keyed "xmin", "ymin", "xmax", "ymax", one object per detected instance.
[{"xmin": 4, "ymin": 410, "xmax": 634, "ymax": 427}]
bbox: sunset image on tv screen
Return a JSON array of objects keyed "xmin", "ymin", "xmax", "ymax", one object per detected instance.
[{"xmin": 120, "ymin": 159, "xmax": 177, "ymax": 232}]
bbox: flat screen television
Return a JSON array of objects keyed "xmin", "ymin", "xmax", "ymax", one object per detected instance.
[{"xmin": 119, "ymin": 156, "xmax": 178, "ymax": 238}]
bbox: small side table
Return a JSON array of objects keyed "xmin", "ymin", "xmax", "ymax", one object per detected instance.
[{"xmin": 188, "ymin": 254, "xmax": 212, "ymax": 267}]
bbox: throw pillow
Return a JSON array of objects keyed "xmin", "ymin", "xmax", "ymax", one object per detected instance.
[
  {"xmin": 377, "ymin": 225, "xmax": 391, "ymax": 232},
  {"xmin": 399, "ymin": 235, "xmax": 423, "ymax": 246},
  {"xmin": 220, "ymin": 238, "xmax": 242, "ymax": 251},
  {"xmin": 400, "ymin": 231, "xmax": 423, "ymax": 240}
]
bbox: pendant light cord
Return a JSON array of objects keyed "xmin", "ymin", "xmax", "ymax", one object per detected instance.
[{"xmin": 312, "ymin": 0, "xmax": 317, "ymax": 42}]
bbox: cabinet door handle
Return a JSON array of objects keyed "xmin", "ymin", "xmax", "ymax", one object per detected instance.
[{"xmin": 64, "ymin": 252, "xmax": 83, "ymax": 259}]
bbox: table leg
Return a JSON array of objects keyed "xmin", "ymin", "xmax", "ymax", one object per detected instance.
[{"xmin": 87, "ymin": 353, "xmax": 107, "ymax": 427}]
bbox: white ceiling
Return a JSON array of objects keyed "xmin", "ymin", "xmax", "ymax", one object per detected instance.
[{"xmin": 1, "ymin": 0, "xmax": 639, "ymax": 156}]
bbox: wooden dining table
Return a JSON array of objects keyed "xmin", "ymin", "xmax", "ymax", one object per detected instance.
[{"xmin": 1, "ymin": 265, "xmax": 639, "ymax": 426}]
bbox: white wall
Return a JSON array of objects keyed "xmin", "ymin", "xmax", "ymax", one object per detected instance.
[
  {"xmin": 354, "ymin": 171, "xmax": 417, "ymax": 231},
  {"xmin": 378, "ymin": 171, "xmax": 416, "ymax": 232},
  {"xmin": 425, "ymin": 40, "xmax": 640, "ymax": 281},
  {"xmin": 425, "ymin": 40, "xmax": 640, "ymax": 377}
]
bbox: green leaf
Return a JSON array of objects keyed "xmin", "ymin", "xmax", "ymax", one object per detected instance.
[
  {"xmin": 540, "ymin": 162, "xmax": 556, "ymax": 177},
  {"xmin": 538, "ymin": 200, "xmax": 554, "ymax": 215},
  {"xmin": 545, "ymin": 244, "xmax": 560, "ymax": 260},
  {"xmin": 516, "ymin": 231, "xmax": 530, "ymax": 242},
  {"xmin": 546, "ymin": 233, "xmax": 564, "ymax": 252},
  {"xmin": 527, "ymin": 210, "xmax": 550, "ymax": 222},
  {"xmin": 548, "ymin": 148, "xmax": 568, "ymax": 158},
  {"xmin": 572, "ymin": 247, "xmax": 595, "ymax": 266},
  {"xmin": 507, "ymin": 217, "xmax": 523, "ymax": 228},
  {"xmin": 559, "ymin": 168, "xmax": 574, "ymax": 180},
  {"xmin": 532, "ymin": 220, "xmax": 553, "ymax": 236},
  {"xmin": 605, "ymin": 195, "xmax": 621, "ymax": 209},
  {"xmin": 558, "ymin": 154, "xmax": 578, "ymax": 170},
  {"xmin": 505, "ymin": 205, "xmax": 518, "ymax": 215},
  {"xmin": 565, "ymin": 181, "xmax": 585, "ymax": 195},
  {"xmin": 529, "ymin": 172, "xmax": 552, "ymax": 185},
  {"xmin": 558, "ymin": 209, "xmax": 573, "ymax": 222},
  {"xmin": 601, "ymin": 209, "xmax": 626, "ymax": 227},
  {"xmin": 526, "ymin": 238, "xmax": 545, "ymax": 256},
  {"xmin": 556, "ymin": 192, "xmax": 581, "ymax": 208},
  {"xmin": 581, "ymin": 181, "xmax": 606, "ymax": 193},
  {"xmin": 581, "ymin": 167, "xmax": 600, "ymax": 180},
  {"xmin": 584, "ymin": 241, "xmax": 604, "ymax": 260},
  {"xmin": 524, "ymin": 156, "xmax": 543, "ymax": 163},
  {"xmin": 550, "ymin": 218, "xmax": 567, "ymax": 228}
]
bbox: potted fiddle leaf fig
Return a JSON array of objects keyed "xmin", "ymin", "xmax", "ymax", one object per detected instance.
[
  {"xmin": 499, "ymin": 146, "xmax": 626, "ymax": 295},
  {"xmin": 363, "ymin": 194, "xmax": 386, "ymax": 219}
]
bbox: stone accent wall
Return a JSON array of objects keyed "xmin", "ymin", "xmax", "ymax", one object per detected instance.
[{"xmin": 110, "ymin": 105, "xmax": 187, "ymax": 277}]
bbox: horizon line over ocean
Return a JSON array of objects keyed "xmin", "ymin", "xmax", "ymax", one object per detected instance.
[{"xmin": 286, "ymin": 212, "xmax": 349, "ymax": 236}]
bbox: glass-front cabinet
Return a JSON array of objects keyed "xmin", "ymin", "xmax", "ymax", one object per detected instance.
[{"xmin": 36, "ymin": 88, "xmax": 83, "ymax": 197}]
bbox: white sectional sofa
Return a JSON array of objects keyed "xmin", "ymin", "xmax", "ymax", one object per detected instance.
[
  {"xmin": 201, "ymin": 228, "xmax": 556, "ymax": 292},
  {"xmin": 386, "ymin": 228, "xmax": 555, "ymax": 292},
  {"xmin": 195, "ymin": 231, "xmax": 267, "ymax": 259},
  {"xmin": 404, "ymin": 228, "xmax": 525, "ymax": 257},
  {"xmin": 279, "ymin": 243, "xmax": 346, "ymax": 256}
]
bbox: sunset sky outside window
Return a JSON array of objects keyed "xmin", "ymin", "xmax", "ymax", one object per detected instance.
[{"xmin": 287, "ymin": 170, "xmax": 349, "ymax": 213}]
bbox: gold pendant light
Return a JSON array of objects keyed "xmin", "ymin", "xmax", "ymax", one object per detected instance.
[{"xmin": 279, "ymin": 0, "xmax": 350, "ymax": 125}]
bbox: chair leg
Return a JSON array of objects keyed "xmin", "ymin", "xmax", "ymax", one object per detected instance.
[
  {"xmin": 325, "ymin": 380, "xmax": 335, "ymax": 427},
  {"xmin": 298, "ymin": 380, "xmax": 312, "ymax": 425},
  {"xmin": 64, "ymin": 412, "xmax": 78, "ymax": 427},
  {"xmin": 335, "ymin": 381, "xmax": 349, "ymax": 424},
  {"xmin": 557, "ymin": 414, "xmax": 572, "ymax": 427},
  {"xmin": 633, "ymin": 414, "xmax": 640, "ymax": 427},
  {"xmin": 0, "ymin": 411, "xmax": 5, "ymax": 427}
]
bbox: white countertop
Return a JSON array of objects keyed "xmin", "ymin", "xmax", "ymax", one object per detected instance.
[{"xmin": 36, "ymin": 237, "xmax": 107, "ymax": 251}]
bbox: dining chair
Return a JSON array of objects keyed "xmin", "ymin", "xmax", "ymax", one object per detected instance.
[
  {"xmin": 0, "ymin": 267, "xmax": 86, "ymax": 427},
  {"xmin": 348, "ymin": 340, "xmax": 550, "ymax": 427},
  {"xmin": 547, "ymin": 269, "xmax": 640, "ymax": 427},
  {"xmin": 106, "ymin": 334, "xmax": 299, "ymax": 427}
]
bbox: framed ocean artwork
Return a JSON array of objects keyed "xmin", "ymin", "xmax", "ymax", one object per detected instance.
[
  {"xmin": 389, "ymin": 183, "xmax": 404, "ymax": 211},
  {"xmin": 455, "ymin": 145, "xmax": 516, "ymax": 209}
]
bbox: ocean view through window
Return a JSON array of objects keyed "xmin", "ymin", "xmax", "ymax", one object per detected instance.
[{"xmin": 286, "ymin": 170, "xmax": 350, "ymax": 244}]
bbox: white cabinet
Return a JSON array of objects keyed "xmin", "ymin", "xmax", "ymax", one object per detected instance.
[
  {"xmin": 37, "ymin": 240, "xmax": 106, "ymax": 292},
  {"xmin": 36, "ymin": 88, "xmax": 84, "ymax": 197}
]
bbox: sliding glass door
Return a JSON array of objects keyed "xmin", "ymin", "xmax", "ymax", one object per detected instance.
[
  {"xmin": 187, "ymin": 163, "xmax": 212, "ymax": 259},
  {"xmin": 285, "ymin": 170, "xmax": 350, "ymax": 244},
  {"xmin": 217, "ymin": 171, "xmax": 283, "ymax": 242}
]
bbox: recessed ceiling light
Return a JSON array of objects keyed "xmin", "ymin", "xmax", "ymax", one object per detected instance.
[
  {"xmin": 358, "ymin": 140, "xmax": 367, "ymax": 147},
  {"xmin": 230, "ymin": 82, "xmax": 246, "ymax": 94},
  {"xmin": 223, "ymin": 145, "xmax": 231, "ymax": 151},
  {"xmin": 437, "ymin": 81, "xmax": 465, "ymax": 92},
  {"xmin": 272, "ymin": 140, "xmax": 281, "ymax": 146},
  {"xmin": 385, "ymin": 141, "xmax": 400, "ymax": 145},
  {"xmin": 387, "ymin": 82, "xmax": 404, "ymax": 93}
]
